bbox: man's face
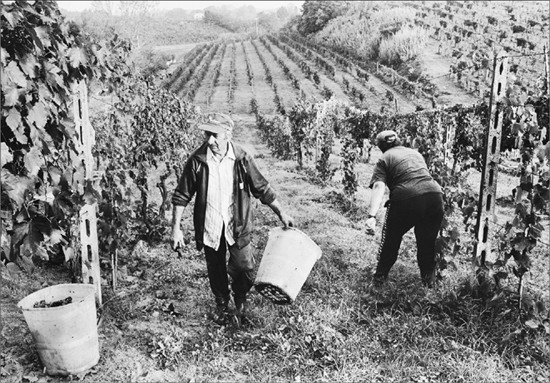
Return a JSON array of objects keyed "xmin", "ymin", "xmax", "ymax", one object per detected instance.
[{"xmin": 205, "ymin": 130, "xmax": 231, "ymax": 157}]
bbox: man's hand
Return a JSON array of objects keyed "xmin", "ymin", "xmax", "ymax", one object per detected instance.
[
  {"xmin": 279, "ymin": 212, "xmax": 295, "ymax": 229},
  {"xmin": 267, "ymin": 199, "xmax": 295, "ymax": 229},
  {"xmin": 172, "ymin": 227, "xmax": 185, "ymax": 250},
  {"xmin": 171, "ymin": 205, "xmax": 186, "ymax": 250},
  {"xmin": 366, "ymin": 217, "xmax": 376, "ymax": 235}
]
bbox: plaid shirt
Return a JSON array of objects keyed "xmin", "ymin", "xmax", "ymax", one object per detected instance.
[{"xmin": 203, "ymin": 143, "xmax": 235, "ymax": 250}]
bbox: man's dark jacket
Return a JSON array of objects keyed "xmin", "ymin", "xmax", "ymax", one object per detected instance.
[{"xmin": 172, "ymin": 141, "xmax": 277, "ymax": 250}]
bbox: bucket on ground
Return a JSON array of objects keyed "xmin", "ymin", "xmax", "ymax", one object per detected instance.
[
  {"xmin": 17, "ymin": 283, "xmax": 100, "ymax": 376},
  {"xmin": 255, "ymin": 227, "xmax": 322, "ymax": 304}
]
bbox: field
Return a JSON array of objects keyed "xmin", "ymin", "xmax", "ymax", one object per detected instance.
[
  {"xmin": 1, "ymin": 1, "xmax": 549, "ymax": 383},
  {"xmin": 165, "ymin": 34, "xmax": 480, "ymax": 115}
]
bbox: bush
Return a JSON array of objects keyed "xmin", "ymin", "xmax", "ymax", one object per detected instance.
[
  {"xmin": 131, "ymin": 48, "xmax": 171, "ymax": 79},
  {"xmin": 378, "ymin": 26, "xmax": 427, "ymax": 66},
  {"xmin": 313, "ymin": 4, "xmax": 428, "ymax": 68}
]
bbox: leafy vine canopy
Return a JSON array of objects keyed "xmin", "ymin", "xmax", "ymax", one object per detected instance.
[{"xmin": 1, "ymin": 1, "xmax": 116, "ymax": 264}]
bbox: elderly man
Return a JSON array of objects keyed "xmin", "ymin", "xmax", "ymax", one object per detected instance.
[
  {"xmin": 171, "ymin": 113, "xmax": 294, "ymax": 326},
  {"xmin": 366, "ymin": 130, "xmax": 444, "ymax": 288}
]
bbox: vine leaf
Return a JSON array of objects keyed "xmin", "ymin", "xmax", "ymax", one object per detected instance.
[
  {"xmin": 69, "ymin": 47, "xmax": 87, "ymax": 68},
  {"xmin": 3, "ymin": 85, "xmax": 20, "ymax": 107},
  {"xmin": 11, "ymin": 221, "xmax": 29, "ymax": 248},
  {"xmin": 0, "ymin": 170, "xmax": 33, "ymax": 206},
  {"xmin": 43, "ymin": 61, "xmax": 64, "ymax": 89},
  {"xmin": 1, "ymin": 225, "xmax": 10, "ymax": 258},
  {"xmin": 83, "ymin": 180, "xmax": 100, "ymax": 205},
  {"xmin": 48, "ymin": 166, "xmax": 62, "ymax": 185},
  {"xmin": 27, "ymin": 101, "xmax": 48, "ymax": 129},
  {"xmin": 0, "ymin": 47, "xmax": 8, "ymax": 66},
  {"xmin": 19, "ymin": 54, "xmax": 37, "ymax": 79},
  {"xmin": 1, "ymin": 8, "xmax": 19, "ymax": 28},
  {"xmin": 17, "ymin": 254, "xmax": 35, "ymax": 274},
  {"xmin": 27, "ymin": 216, "xmax": 51, "ymax": 252},
  {"xmin": 6, "ymin": 107, "xmax": 22, "ymax": 131},
  {"xmin": 33, "ymin": 26, "xmax": 51, "ymax": 49},
  {"xmin": 23, "ymin": 146, "xmax": 44, "ymax": 177},
  {"xmin": 5, "ymin": 61, "xmax": 27, "ymax": 88},
  {"xmin": 63, "ymin": 246, "xmax": 75, "ymax": 262},
  {"xmin": 1, "ymin": 143, "xmax": 13, "ymax": 167}
]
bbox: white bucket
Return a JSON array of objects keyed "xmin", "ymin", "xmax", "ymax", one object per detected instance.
[
  {"xmin": 255, "ymin": 227, "xmax": 322, "ymax": 304},
  {"xmin": 17, "ymin": 284, "xmax": 100, "ymax": 376}
]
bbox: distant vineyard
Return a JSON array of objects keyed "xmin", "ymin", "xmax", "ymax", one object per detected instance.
[
  {"xmin": 164, "ymin": 32, "xmax": 435, "ymax": 115},
  {"xmin": 142, "ymin": 20, "xmax": 232, "ymax": 46},
  {"xmin": 408, "ymin": 0, "xmax": 549, "ymax": 98}
]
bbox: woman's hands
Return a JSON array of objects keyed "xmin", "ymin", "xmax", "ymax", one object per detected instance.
[{"xmin": 366, "ymin": 216, "xmax": 376, "ymax": 235}]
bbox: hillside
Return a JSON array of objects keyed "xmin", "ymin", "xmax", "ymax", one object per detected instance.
[
  {"xmin": 2, "ymin": 1, "xmax": 549, "ymax": 382},
  {"xmin": 158, "ymin": 1, "xmax": 548, "ymax": 115}
]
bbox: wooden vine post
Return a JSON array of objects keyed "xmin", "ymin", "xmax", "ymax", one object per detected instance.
[
  {"xmin": 473, "ymin": 51, "xmax": 508, "ymax": 267},
  {"xmin": 544, "ymin": 44, "xmax": 549, "ymax": 94},
  {"xmin": 73, "ymin": 81, "xmax": 102, "ymax": 304}
]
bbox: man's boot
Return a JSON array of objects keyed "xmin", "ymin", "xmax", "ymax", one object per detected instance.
[
  {"xmin": 421, "ymin": 270, "xmax": 436, "ymax": 288},
  {"xmin": 233, "ymin": 296, "xmax": 250, "ymax": 328},
  {"xmin": 213, "ymin": 296, "xmax": 230, "ymax": 325}
]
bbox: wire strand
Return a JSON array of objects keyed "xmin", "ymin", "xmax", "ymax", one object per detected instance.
[
  {"xmin": 500, "ymin": 51, "xmax": 549, "ymax": 59},
  {"xmin": 427, "ymin": 63, "xmax": 481, "ymax": 81},
  {"xmin": 491, "ymin": 220, "xmax": 550, "ymax": 247},
  {"xmin": 90, "ymin": 95, "xmax": 116, "ymax": 107}
]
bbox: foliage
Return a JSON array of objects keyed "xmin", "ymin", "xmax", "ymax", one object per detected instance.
[
  {"xmin": 340, "ymin": 134, "xmax": 359, "ymax": 198},
  {"xmin": 313, "ymin": 4, "xmax": 421, "ymax": 66},
  {"xmin": 411, "ymin": 0, "xmax": 549, "ymax": 101},
  {"xmin": 254, "ymin": 94, "xmax": 548, "ymax": 301},
  {"xmin": 257, "ymin": 5, "xmax": 300, "ymax": 33},
  {"xmin": 131, "ymin": 47, "xmax": 171, "ymax": 80},
  {"xmin": 0, "ymin": 0, "xmax": 111, "ymax": 269},
  {"xmin": 92, "ymin": 73, "xmax": 201, "ymax": 250},
  {"xmin": 255, "ymin": 113, "xmax": 293, "ymax": 160},
  {"xmin": 378, "ymin": 26, "xmax": 428, "ymax": 66},
  {"xmin": 74, "ymin": 2, "xmax": 230, "ymax": 47},
  {"xmin": 141, "ymin": 19, "xmax": 230, "ymax": 46},
  {"xmin": 204, "ymin": 4, "xmax": 257, "ymax": 33},
  {"xmin": 1, "ymin": 0, "xmax": 203, "ymax": 277},
  {"xmin": 297, "ymin": 0, "xmax": 350, "ymax": 36},
  {"xmin": 496, "ymin": 94, "xmax": 549, "ymax": 287},
  {"xmin": 284, "ymin": 31, "xmax": 432, "ymax": 101}
]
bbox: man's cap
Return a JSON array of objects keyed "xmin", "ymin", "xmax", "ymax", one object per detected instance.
[
  {"xmin": 198, "ymin": 113, "xmax": 234, "ymax": 134},
  {"xmin": 376, "ymin": 130, "xmax": 398, "ymax": 146}
]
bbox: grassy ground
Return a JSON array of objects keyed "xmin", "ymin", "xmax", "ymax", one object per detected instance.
[{"xmin": 1, "ymin": 114, "xmax": 548, "ymax": 383}]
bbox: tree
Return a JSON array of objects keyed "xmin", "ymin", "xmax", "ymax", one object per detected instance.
[
  {"xmin": 276, "ymin": 6, "xmax": 289, "ymax": 20},
  {"xmin": 297, "ymin": 0, "xmax": 350, "ymax": 35},
  {"xmin": 85, "ymin": 1, "xmax": 159, "ymax": 48}
]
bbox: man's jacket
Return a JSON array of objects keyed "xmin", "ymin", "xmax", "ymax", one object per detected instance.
[{"xmin": 172, "ymin": 141, "xmax": 277, "ymax": 250}]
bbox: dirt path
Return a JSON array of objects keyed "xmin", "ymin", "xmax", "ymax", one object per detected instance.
[{"xmin": 419, "ymin": 42, "xmax": 479, "ymax": 107}]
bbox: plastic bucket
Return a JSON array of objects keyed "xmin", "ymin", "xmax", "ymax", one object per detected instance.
[
  {"xmin": 255, "ymin": 227, "xmax": 322, "ymax": 304},
  {"xmin": 17, "ymin": 284, "xmax": 100, "ymax": 376}
]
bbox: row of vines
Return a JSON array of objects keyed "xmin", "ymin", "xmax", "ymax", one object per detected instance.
[
  {"xmin": 1, "ymin": 1, "xmax": 203, "ymax": 281},
  {"xmin": 253, "ymin": 79, "xmax": 549, "ymax": 321},
  {"xmin": 409, "ymin": 0, "xmax": 549, "ymax": 99}
]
